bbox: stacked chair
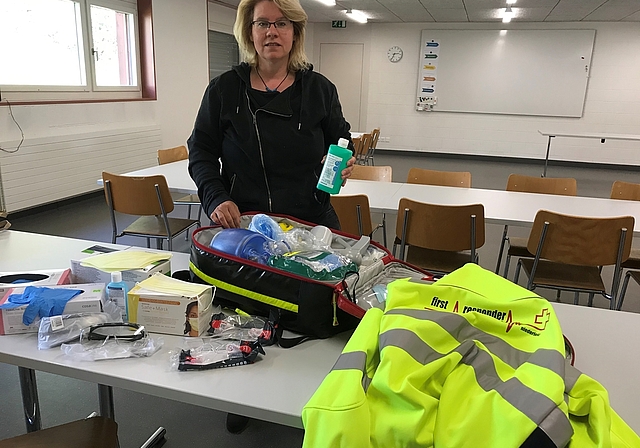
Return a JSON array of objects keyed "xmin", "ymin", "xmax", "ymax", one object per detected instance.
[
  {"xmin": 362, "ymin": 128, "xmax": 380, "ymax": 165},
  {"xmin": 354, "ymin": 133, "xmax": 371, "ymax": 165}
]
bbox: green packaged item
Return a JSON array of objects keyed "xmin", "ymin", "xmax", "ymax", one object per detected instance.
[{"xmin": 267, "ymin": 250, "xmax": 358, "ymax": 281}]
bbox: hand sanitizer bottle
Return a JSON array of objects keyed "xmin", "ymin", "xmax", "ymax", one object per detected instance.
[
  {"xmin": 106, "ymin": 271, "xmax": 129, "ymax": 321},
  {"xmin": 317, "ymin": 138, "xmax": 352, "ymax": 194}
]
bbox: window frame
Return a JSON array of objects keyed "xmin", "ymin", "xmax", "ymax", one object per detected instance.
[
  {"xmin": 87, "ymin": 0, "xmax": 142, "ymax": 93},
  {"xmin": 0, "ymin": 0, "xmax": 155, "ymax": 104}
]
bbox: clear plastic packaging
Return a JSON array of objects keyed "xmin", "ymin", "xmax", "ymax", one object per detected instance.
[
  {"xmin": 344, "ymin": 263, "xmax": 431, "ymax": 311},
  {"xmin": 169, "ymin": 339, "xmax": 265, "ymax": 371},
  {"xmin": 61, "ymin": 327, "xmax": 163, "ymax": 361},
  {"xmin": 268, "ymin": 250, "xmax": 358, "ymax": 281},
  {"xmin": 38, "ymin": 300, "xmax": 123, "ymax": 349},
  {"xmin": 332, "ymin": 236, "xmax": 370, "ymax": 266},
  {"xmin": 207, "ymin": 312, "xmax": 276, "ymax": 345},
  {"xmin": 248, "ymin": 214, "xmax": 285, "ymax": 241},
  {"xmin": 282, "ymin": 228, "xmax": 318, "ymax": 252},
  {"xmin": 356, "ymin": 284, "xmax": 389, "ymax": 310}
]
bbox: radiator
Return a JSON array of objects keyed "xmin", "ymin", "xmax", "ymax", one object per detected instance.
[{"xmin": 0, "ymin": 126, "xmax": 162, "ymax": 213}]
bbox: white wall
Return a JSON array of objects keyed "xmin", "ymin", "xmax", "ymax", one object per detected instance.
[
  {"xmin": 311, "ymin": 22, "xmax": 640, "ymax": 166},
  {"xmin": 154, "ymin": 0, "xmax": 210, "ymax": 147},
  {"xmin": 0, "ymin": 0, "xmax": 209, "ymax": 155},
  {"xmin": 3, "ymin": 7, "xmax": 638, "ymax": 210}
]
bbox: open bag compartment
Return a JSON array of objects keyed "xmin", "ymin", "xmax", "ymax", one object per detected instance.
[{"xmin": 190, "ymin": 213, "xmax": 432, "ymax": 339}]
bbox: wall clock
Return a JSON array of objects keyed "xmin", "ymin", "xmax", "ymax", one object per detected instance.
[{"xmin": 387, "ymin": 46, "xmax": 403, "ymax": 63}]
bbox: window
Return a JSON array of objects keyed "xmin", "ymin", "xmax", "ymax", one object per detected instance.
[
  {"xmin": 0, "ymin": 0, "xmax": 148, "ymax": 102},
  {"xmin": 208, "ymin": 31, "xmax": 239, "ymax": 81}
]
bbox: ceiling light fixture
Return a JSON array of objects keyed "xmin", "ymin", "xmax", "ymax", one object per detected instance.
[
  {"xmin": 506, "ymin": 0, "xmax": 516, "ymax": 4},
  {"xmin": 317, "ymin": 0, "xmax": 336, "ymax": 6},
  {"xmin": 502, "ymin": 5, "xmax": 513, "ymax": 23},
  {"xmin": 345, "ymin": 9, "xmax": 368, "ymax": 23}
]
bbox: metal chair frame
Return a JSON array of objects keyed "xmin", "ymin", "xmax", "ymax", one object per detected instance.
[
  {"xmin": 513, "ymin": 211, "xmax": 632, "ymax": 310},
  {"xmin": 104, "ymin": 175, "xmax": 199, "ymax": 251},
  {"xmin": 393, "ymin": 199, "xmax": 485, "ymax": 275},
  {"xmin": 331, "ymin": 194, "xmax": 387, "ymax": 247},
  {"xmin": 157, "ymin": 146, "xmax": 203, "ymax": 227},
  {"xmin": 363, "ymin": 128, "xmax": 380, "ymax": 166},
  {"xmin": 496, "ymin": 174, "xmax": 578, "ymax": 277}
]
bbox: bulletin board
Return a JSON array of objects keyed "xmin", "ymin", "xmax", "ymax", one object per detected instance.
[{"xmin": 416, "ymin": 29, "xmax": 596, "ymax": 117}]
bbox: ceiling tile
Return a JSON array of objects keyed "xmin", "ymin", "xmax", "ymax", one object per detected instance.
[{"xmin": 209, "ymin": 0, "xmax": 640, "ymax": 23}]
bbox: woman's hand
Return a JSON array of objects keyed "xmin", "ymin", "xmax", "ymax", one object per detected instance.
[
  {"xmin": 341, "ymin": 156, "xmax": 356, "ymax": 186},
  {"xmin": 211, "ymin": 201, "xmax": 241, "ymax": 228}
]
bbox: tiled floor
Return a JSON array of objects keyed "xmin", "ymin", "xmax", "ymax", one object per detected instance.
[{"xmin": 3, "ymin": 151, "xmax": 640, "ymax": 446}]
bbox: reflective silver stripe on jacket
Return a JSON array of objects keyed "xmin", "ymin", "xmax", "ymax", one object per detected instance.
[
  {"xmin": 385, "ymin": 308, "xmax": 565, "ymax": 378},
  {"xmin": 332, "ymin": 351, "xmax": 372, "ymax": 392},
  {"xmin": 379, "ymin": 328, "xmax": 573, "ymax": 447},
  {"xmin": 564, "ymin": 363, "xmax": 582, "ymax": 393}
]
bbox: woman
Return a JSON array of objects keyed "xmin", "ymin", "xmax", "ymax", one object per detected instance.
[
  {"xmin": 188, "ymin": 0, "xmax": 355, "ymax": 230},
  {"xmin": 184, "ymin": 301, "xmax": 199, "ymax": 337}
]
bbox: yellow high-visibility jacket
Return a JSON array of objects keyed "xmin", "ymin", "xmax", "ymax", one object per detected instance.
[{"xmin": 302, "ymin": 264, "xmax": 640, "ymax": 448}]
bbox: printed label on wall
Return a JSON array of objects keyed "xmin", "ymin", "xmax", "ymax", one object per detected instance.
[{"xmin": 417, "ymin": 39, "xmax": 440, "ymax": 111}]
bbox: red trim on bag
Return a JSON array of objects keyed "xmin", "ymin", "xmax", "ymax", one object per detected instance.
[
  {"xmin": 192, "ymin": 213, "xmax": 432, "ymax": 320},
  {"xmin": 192, "ymin": 210, "xmax": 393, "ymax": 287},
  {"xmin": 336, "ymin": 294, "xmax": 367, "ymax": 319}
]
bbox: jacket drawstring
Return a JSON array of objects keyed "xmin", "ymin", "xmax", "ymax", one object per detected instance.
[{"xmin": 298, "ymin": 71, "xmax": 304, "ymax": 131}]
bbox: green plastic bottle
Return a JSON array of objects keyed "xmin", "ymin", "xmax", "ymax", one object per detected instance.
[{"xmin": 317, "ymin": 138, "xmax": 352, "ymax": 194}]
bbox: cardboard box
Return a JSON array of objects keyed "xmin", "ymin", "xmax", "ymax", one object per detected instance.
[
  {"xmin": 0, "ymin": 283, "xmax": 106, "ymax": 335},
  {"xmin": 70, "ymin": 245, "xmax": 172, "ymax": 290},
  {"xmin": 0, "ymin": 269, "xmax": 71, "ymax": 296},
  {"xmin": 128, "ymin": 275, "xmax": 214, "ymax": 337}
]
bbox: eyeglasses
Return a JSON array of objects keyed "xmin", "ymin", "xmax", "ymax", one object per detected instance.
[
  {"xmin": 85, "ymin": 322, "xmax": 147, "ymax": 342},
  {"xmin": 251, "ymin": 19, "xmax": 292, "ymax": 31}
]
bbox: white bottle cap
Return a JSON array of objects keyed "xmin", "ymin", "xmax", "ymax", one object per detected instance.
[
  {"xmin": 111, "ymin": 271, "xmax": 122, "ymax": 283},
  {"xmin": 338, "ymin": 138, "xmax": 349, "ymax": 148}
]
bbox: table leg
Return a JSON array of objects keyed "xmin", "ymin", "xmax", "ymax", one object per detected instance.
[
  {"xmin": 18, "ymin": 367, "xmax": 41, "ymax": 433},
  {"xmin": 98, "ymin": 384, "xmax": 115, "ymax": 420},
  {"xmin": 543, "ymin": 135, "xmax": 554, "ymax": 177}
]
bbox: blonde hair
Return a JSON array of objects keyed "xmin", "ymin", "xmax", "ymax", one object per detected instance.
[{"xmin": 233, "ymin": 0, "xmax": 310, "ymax": 72}]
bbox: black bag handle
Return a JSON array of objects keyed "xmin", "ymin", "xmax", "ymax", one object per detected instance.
[
  {"xmin": 341, "ymin": 270, "xmax": 360, "ymax": 304},
  {"xmin": 274, "ymin": 325, "xmax": 318, "ymax": 348}
]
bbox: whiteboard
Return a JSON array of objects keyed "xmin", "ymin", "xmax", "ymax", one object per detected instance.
[{"xmin": 416, "ymin": 29, "xmax": 595, "ymax": 117}]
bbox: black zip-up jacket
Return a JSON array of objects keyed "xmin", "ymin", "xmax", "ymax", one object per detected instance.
[{"xmin": 187, "ymin": 63, "xmax": 352, "ymax": 224}]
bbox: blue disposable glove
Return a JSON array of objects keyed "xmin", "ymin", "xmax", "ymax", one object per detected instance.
[{"xmin": 2, "ymin": 286, "xmax": 83, "ymax": 325}]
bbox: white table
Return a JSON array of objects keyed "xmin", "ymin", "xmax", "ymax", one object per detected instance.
[
  {"xmin": 391, "ymin": 182, "xmax": 640, "ymax": 236},
  {"xmin": 538, "ymin": 130, "xmax": 640, "ymax": 177},
  {"xmin": 339, "ymin": 179, "xmax": 404, "ymax": 213},
  {"xmin": 0, "ymin": 230, "xmax": 347, "ymax": 430},
  {"xmin": 97, "ymin": 159, "xmax": 196, "ymax": 195},
  {"xmin": 99, "ymin": 163, "xmax": 640, "ymax": 238},
  {"xmin": 1, "ymin": 231, "xmax": 639, "ymax": 433},
  {"xmin": 553, "ymin": 303, "xmax": 640, "ymax": 433}
]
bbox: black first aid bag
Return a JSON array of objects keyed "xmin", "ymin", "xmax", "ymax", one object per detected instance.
[{"xmin": 189, "ymin": 213, "xmax": 431, "ymax": 341}]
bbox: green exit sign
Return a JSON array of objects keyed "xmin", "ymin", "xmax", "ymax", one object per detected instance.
[{"xmin": 331, "ymin": 20, "xmax": 347, "ymax": 28}]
